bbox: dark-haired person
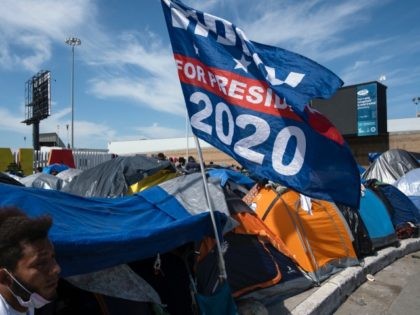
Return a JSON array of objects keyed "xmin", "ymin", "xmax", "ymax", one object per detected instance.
[
  {"xmin": 185, "ymin": 156, "xmax": 200, "ymax": 173},
  {"xmin": 0, "ymin": 207, "xmax": 61, "ymax": 315},
  {"xmin": 156, "ymin": 152, "xmax": 166, "ymax": 161}
]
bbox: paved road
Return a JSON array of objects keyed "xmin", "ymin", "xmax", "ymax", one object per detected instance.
[
  {"xmin": 334, "ymin": 250, "xmax": 420, "ymax": 315},
  {"xmin": 265, "ymin": 238, "xmax": 420, "ymax": 315}
]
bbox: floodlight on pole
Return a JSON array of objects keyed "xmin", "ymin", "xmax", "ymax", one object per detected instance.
[
  {"xmin": 65, "ymin": 37, "xmax": 81, "ymax": 149},
  {"xmin": 378, "ymin": 75, "xmax": 386, "ymax": 82},
  {"xmin": 413, "ymin": 96, "xmax": 420, "ymax": 117}
]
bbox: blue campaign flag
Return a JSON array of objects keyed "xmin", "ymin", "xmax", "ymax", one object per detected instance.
[{"xmin": 161, "ymin": 0, "xmax": 360, "ymax": 208}]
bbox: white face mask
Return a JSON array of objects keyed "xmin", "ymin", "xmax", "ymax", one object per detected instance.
[{"xmin": 3, "ymin": 269, "xmax": 52, "ymax": 309}]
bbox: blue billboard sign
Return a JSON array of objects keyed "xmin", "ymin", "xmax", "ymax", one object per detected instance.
[{"xmin": 357, "ymin": 83, "xmax": 378, "ymax": 136}]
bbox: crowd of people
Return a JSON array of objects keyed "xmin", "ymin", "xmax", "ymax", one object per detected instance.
[{"xmin": 154, "ymin": 152, "xmax": 242, "ymax": 173}]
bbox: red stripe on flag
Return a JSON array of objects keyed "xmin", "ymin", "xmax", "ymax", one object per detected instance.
[{"xmin": 174, "ymin": 54, "xmax": 302, "ymax": 122}]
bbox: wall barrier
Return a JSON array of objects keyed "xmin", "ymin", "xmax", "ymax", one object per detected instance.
[{"xmin": 1, "ymin": 148, "xmax": 113, "ymax": 174}]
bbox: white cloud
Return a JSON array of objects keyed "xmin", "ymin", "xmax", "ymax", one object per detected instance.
[
  {"xmin": 186, "ymin": 0, "xmax": 222, "ymax": 12},
  {"xmin": 240, "ymin": 1, "xmax": 370, "ymax": 45},
  {"xmin": 0, "ymin": 107, "xmax": 30, "ymax": 134},
  {"xmin": 387, "ymin": 92, "xmax": 418, "ymax": 119},
  {"xmin": 320, "ymin": 39, "xmax": 391, "ymax": 62},
  {"xmin": 134, "ymin": 122, "xmax": 186, "ymax": 139},
  {"xmin": 72, "ymin": 120, "xmax": 117, "ymax": 148},
  {"xmin": 88, "ymin": 76, "xmax": 185, "ymax": 116},
  {"xmin": 0, "ymin": 0, "xmax": 93, "ymax": 39},
  {"xmin": 0, "ymin": 42, "xmax": 13, "ymax": 69},
  {"xmin": 95, "ymin": 33, "xmax": 174, "ymax": 78},
  {"xmin": 339, "ymin": 60, "xmax": 375, "ymax": 84},
  {"xmin": 382, "ymin": 66, "xmax": 420, "ymax": 88},
  {"xmin": 0, "ymin": 0, "xmax": 95, "ymax": 71},
  {"xmin": 16, "ymin": 35, "xmax": 52, "ymax": 72},
  {"xmin": 40, "ymin": 107, "xmax": 118, "ymax": 148},
  {"xmin": 83, "ymin": 27, "xmax": 190, "ymax": 116}
]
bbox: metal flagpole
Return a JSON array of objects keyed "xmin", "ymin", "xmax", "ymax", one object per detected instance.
[
  {"xmin": 193, "ymin": 135, "xmax": 228, "ymax": 280},
  {"xmin": 186, "ymin": 110, "xmax": 190, "ymax": 158}
]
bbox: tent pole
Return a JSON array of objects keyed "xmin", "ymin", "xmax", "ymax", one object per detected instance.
[{"xmin": 193, "ymin": 135, "xmax": 228, "ymax": 280}]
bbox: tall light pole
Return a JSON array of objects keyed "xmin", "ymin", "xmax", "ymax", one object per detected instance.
[
  {"xmin": 65, "ymin": 37, "xmax": 81, "ymax": 149},
  {"xmin": 413, "ymin": 97, "xmax": 420, "ymax": 117}
]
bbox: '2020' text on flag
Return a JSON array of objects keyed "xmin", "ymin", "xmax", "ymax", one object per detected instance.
[{"xmin": 161, "ymin": 0, "xmax": 360, "ymax": 208}]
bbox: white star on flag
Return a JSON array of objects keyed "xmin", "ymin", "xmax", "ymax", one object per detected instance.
[
  {"xmin": 265, "ymin": 66, "xmax": 305, "ymax": 87},
  {"xmin": 233, "ymin": 55, "xmax": 251, "ymax": 73}
]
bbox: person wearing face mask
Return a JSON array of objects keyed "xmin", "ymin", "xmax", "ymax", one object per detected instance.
[{"xmin": 0, "ymin": 207, "xmax": 61, "ymax": 315}]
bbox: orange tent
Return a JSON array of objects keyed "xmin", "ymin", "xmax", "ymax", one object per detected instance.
[
  {"xmin": 249, "ymin": 186, "xmax": 359, "ymax": 283},
  {"xmin": 196, "ymin": 192, "xmax": 312, "ymax": 299}
]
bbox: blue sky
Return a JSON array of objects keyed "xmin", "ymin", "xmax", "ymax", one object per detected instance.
[{"xmin": 0, "ymin": 0, "xmax": 419, "ymax": 149}]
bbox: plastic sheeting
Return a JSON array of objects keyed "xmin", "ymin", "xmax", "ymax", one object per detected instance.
[
  {"xmin": 61, "ymin": 155, "xmax": 173, "ymax": 197},
  {"xmin": 0, "ymin": 172, "xmax": 24, "ymax": 186},
  {"xmin": 0, "ymin": 183, "xmax": 229, "ymax": 277},
  {"xmin": 56, "ymin": 168, "xmax": 84, "ymax": 189},
  {"xmin": 362, "ymin": 149, "xmax": 420, "ymax": 184},
  {"xmin": 66, "ymin": 264, "xmax": 161, "ymax": 304},
  {"xmin": 19, "ymin": 172, "xmax": 63, "ymax": 190},
  {"xmin": 159, "ymin": 173, "xmax": 230, "ymax": 217},
  {"xmin": 207, "ymin": 168, "xmax": 255, "ymax": 189},
  {"xmin": 395, "ymin": 168, "xmax": 420, "ymax": 197},
  {"xmin": 394, "ymin": 168, "xmax": 420, "ymax": 210}
]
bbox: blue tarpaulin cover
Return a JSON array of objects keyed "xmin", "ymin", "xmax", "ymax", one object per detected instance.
[
  {"xmin": 207, "ymin": 169, "xmax": 255, "ymax": 189},
  {"xmin": 0, "ymin": 183, "xmax": 228, "ymax": 277},
  {"xmin": 376, "ymin": 184, "xmax": 420, "ymax": 226},
  {"xmin": 358, "ymin": 187, "xmax": 397, "ymax": 249},
  {"xmin": 42, "ymin": 163, "xmax": 70, "ymax": 175}
]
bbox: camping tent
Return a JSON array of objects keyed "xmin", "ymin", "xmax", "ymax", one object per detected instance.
[
  {"xmin": 56, "ymin": 168, "xmax": 84, "ymax": 189},
  {"xmin": 195, "ymin": 186, "xmax": 312, "ymax": 304},
  {"xmin": 0, "ymin": 182, "xmax": 230, "ymax": 277},
  {"xmin": 358, "ymin": 186, "xmax": 398, "ymax": 249},
  {"xmin": 394, "ymin": 168, "xmax": 420, "ymax": 210},
  {"xmin": 248, "ymin": 186, "xmax": 359, "ymax": 283},
  {"xmin": 335, "ymin": 203, "xmax": 374, "ymax": 258},
  {"xmin": 366, "ymin": 180, "xmax": 420, "ymax": 226},
  {"xmin": 364, "ymin": 180, "xmax": 420, "ymax": 239},
  {"xmin": 19, "ymin": 172, "xmax": 63, "ymax": 190},
  {"xmin": 0, "ymin": 175, "xmax": 237, "ymax": 314},
  {"xmin": 61, "ymin": 155, "xmax": 175, "ymax": 197},
  {"xmin": 362, "ymin": 149, "xmax": 420, "ymax": 184}
]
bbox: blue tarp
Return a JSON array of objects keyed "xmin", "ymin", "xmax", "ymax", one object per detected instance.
[
  {"xmin": 42, "ymin": 163, "xmax": 69, "ymax": 175},
  {"xmin": 410, "ymin": 196, "xmax": 420, "ymax": 211},
  {"xmin": 0, "ymin": 183, "xmax": 228, "ymax": 277},
  {"xmin": 358, "ymin": 187, "xmax": 397, "ymax": 249},
  {"xmin": 377, "ymin": 184, "xmax": 420, "ymax": 226},
  {"xmin": 207, "ymin": 169, "xmax": 255, "ymax": 189},
  {"xmin": 394, "ymin": 168, "xmax": 420, "ymax": 210}
]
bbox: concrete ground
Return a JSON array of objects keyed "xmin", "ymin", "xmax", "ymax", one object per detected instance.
[
  {"xmin": 335, "ymin": 249, "xmax": 420, "ymax": 315},
  {"xmin": 266, "ymin": 238, "xmax": 420, "ymax": 315}
]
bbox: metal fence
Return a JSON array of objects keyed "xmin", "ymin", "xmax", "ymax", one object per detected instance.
[
  {"xmin": 12, "ymin": 149, "xmax": 113, "ymax": 172},
  {"xmin": 71, "ymin": 150, "xmax": 113, "ymax": 170}
]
